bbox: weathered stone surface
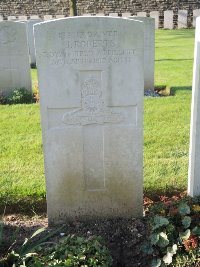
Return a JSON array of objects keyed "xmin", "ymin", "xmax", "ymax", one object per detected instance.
[
  {"xmin": 27, "ymin": 19, "xmax": 42, "ymax": 65},
  {"xmin": 131, "ymin": 17, "xmax": 155, "ymax": 90},
  {"xmin": 188, "ymin": 17, "xmax": 200, "ymax": 197},
  {"xmin": 178, "ymin": 10, "xmax": 188, "ymax": 28},
  {"xmin": 34, "ymin": 17, "xmax": 144, "ymax": 224},
  {"xmin": 0, "ymin": 21, "xmax": 32, "ymax": 95},
  {"xmin": 164, "ymin": 10, "xmax": 173, "ymax": 29},
  {"xmin": 193, "ymin": 9, "xmax": 200, "ymax": 27},
  {"xmin": 150, "ymin": 11, "xmax": 159, "ymax": 29}
]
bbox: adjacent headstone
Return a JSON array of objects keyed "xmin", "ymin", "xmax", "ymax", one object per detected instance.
[
  {"xmin": 193, "ymin": 9, "xmax": 200, "ymax": 27},
  {"xmin": 18, "ymin": 16, "xmax": 27, "ymax": 21},
  {"xmin": 122, "ymin": 13, "xmax": 131, "ymax": 17},
  {"xmin": 7, "ymin": 16, "xmax": 17, "ymax": 21},
  {"xmin": 56, "ymin": 15, "xmax": 65, "ymax": 19},
  {"xmin": 0, "ymin": 21, "xmax": 32, "ymax": 95},
  {"xmin": 95, "ymin": 13, "xmax": 105, "ymax": 16},
  {"xmin": 34, "ymin": 17, "xmax": 144, "ymax": 224},
  {"xmin": 178, "ymin": 10, "xmax": 188, "ymax": 28},
  {"xmin": 137, "ymin": 12, "xmax": 146, "ymax": 17},
  {"xmin": 0, "ymin": 16, "xmax": 3, "ymax": 21},
  {"xmin": 109, "ymin": 13, "xmax": 118, "ymax": 17},
  {"xmin": 82, "ymin": 14, "xmax": 92, "ymax": 16},
  {"xmin": 164, "ymin": 10, "xmax": 173, "ymax": 29},
  {"xmin": 188, "ymin": 17, "xmax": 200, "ymax": 197},
  {"xmin": 27, "ymin": 19, "xmax": 42, "ymax": 66},
  {"xmin": 30, "ymin": 15, "xmax": 40, "ymax": 19},
  {"xmin": 130, "ymin": 17, "xmax": 155, "ymax": 90},
  {"xmin": 150, "ymin": 11, "xmax": 159, "ymax": 29},
  {"xmin": 44, "ymin": 15, "xmax": 53, "ymax": 20}
]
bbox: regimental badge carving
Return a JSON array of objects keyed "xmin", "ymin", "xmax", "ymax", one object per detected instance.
[
  {"xmin": 62, "ymin": 77, "xmax": 123, "ymax": 125},
  {"xmin": 0, "ymin": 26, "xmax": 16, "ymax": 44}
]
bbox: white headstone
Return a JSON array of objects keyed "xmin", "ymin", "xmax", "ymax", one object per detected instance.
[
  {"xmin": 30, "ymin": 15, "xmax": 40, "ymax": 19},
  {"xmin": 82, "ymin": 14, "xmax": 92, "ymax": 16},
  {"xmin": 34, "ymin": 17, "xmax": 144, "ymax": 224},
  {"xmin": 0, "ymin": 16, "xmax": 3, "ymax": 21},
  {"xmin": 44, "ymin": 15, "xmax": 53, "ymax": 21},
  {"xmin": 188, "ymin": 17, "xmax": 200, "ymax": 197},
  {"xmin": 122, "ymin": 13, "xmax": 131, "ymax": 17},
  {"xmin": 178, "ymin": 10, "xmax": 188, "ymax": 28},
  {"xmin": 95, "ymin": 13, "xmax": 105, "ymax": 16},
  {"xmin": 18, "ymin": 16, "xmax": 27, "ymax": 21},
  {"xmin": 27, "ymin": 19, "xmax": 42, "ymax": 66},
  {"xmin": 109, "ymin": 13, "xmax": 118, "ymax": 17},
  {"xmin": 150, "ymin": 11, "xmax": 159, "ymax": 29},
  {"xmin": 164, "ymin": 10, "xmax": 173, "ymax": 29},
  {"xmin": 193, "ymin": 9, "xmax": 200, "ymax": 27},
  {"xmin": 137, "ymin": 12, "xmax": 146, "ymax": 17},
  {"xmin": 55, "ymin": 15, "xmax": 65, "ymax": 19},
  {"xmin": 0, "ymin": 21, "xmax": 32, "ymax": 95},
  {"xmin": 131, "ymin": 17, "xmax": 155, "ymax": 90},
  {"xmin": 7, "ymin": 16, "xmax": 17, "ymax": 21}
]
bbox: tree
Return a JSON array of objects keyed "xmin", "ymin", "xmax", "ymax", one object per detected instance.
[{"xmin": 69, "ymin": 0, "xmax": 77, "ymax": 16}]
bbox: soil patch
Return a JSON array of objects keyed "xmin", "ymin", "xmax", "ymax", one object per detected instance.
[{"xmin": 0, "ymin": 214, "xmax": 150, "ymax": 267}]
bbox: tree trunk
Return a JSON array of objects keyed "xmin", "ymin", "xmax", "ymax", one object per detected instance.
[{"xmin": 69, "ymin": 0, "xmax": 77, "ymax": 16}]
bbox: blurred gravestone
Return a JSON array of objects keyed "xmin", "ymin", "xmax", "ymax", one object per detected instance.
[
  {"xmin": 137, "ymin": 12, "xmax": 146, "ymax": 17},
  {"xmin": 0, "ymin": 21, "xmax": 32, "ymax": 95},
  {"xmin": 164, "ymin": 10, "xmax": 173, "ymax": 29},
  {"xmin": 130, "ymin": 17, "xmax": 155, "ymax": 90},
  {"xmin": 193, "ymin": 9, "xmax": 200, "ymax": 27},
  {"xmin": 34, "ymin": 17, "xmax": 144, "ymax": 224},
  {"xmin": 188, "ymin": 17, "xmax": 200, "ymax": 197},
  {"xmin": 27, "ymin": 19, "xmax": 42, "ymax": 67},
  {"xmin": 178, "ymin": 10, "xmax": 188, "ymax": 28},
  {"xmin": 150, "ymin": 11, "xmax": 159, "ymax": 29}
]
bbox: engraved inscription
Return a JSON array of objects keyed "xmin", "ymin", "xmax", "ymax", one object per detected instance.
[
  {"xmin": 38, "ymin": 30, "xmax": 136, "ymax": 66},
  {"xmin": 62, "ymin": 75, "xmax": 123, "ymax": 126},
  {"xmin": 0, "ymin": 26, "xmax": 16, "ymax": 44}
]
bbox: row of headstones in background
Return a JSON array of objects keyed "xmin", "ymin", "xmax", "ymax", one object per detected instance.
[
  {"xmin": 2, "ymin": 14, "xmax": 155, "ymax": 90},
  {"xmin": 0, "ymin": 21, "xmax": 32, "ymax": 95},
  {"xmin": 34, "ymin": 17, "xmax": 144, "ymax": 225},
  {"xmin": 0, "ymin": 17, "xmax": 155, "ymax": 92},
  {"xmin": 1, "ymin": 10, "xmax": 200, "ymax": 29},
  {"xmin": 188, "ymin": 17, "xmax": 200, "ymax": 197},
  {"xmin": 84, "ymin": 10, "xmax": 200, "ymax": 29}
]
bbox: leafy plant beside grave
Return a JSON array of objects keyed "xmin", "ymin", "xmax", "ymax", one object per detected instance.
[
  {"xmin": 143, "ymin": 197, "xmax": 200, "ymax": 267},
  {"xmin": 0, "ymin": 88, "xmax": 34, "ymax": 105},
  {"xmin": 0, "ymin": 227, "xmax": 112, "ymax": 267}
]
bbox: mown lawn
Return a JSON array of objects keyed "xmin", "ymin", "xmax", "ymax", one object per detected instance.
[{"xmin": 0, "ymin": 29, "xmax": 195, "ymax": 209}]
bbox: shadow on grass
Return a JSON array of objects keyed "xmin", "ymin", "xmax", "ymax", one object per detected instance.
[
  {"xmin": 144, "ymin": 186, "xmax": 187, "ymax": 202},
  {"xmin": 170, "ymin": 86, "xmax": 192, "ymax": 95},
  {"xmin": 0, "ymin": 197, "xmax": 47, "ymax": 216},
  {"xmin": 155, "ymin": 58, "xmax": 193, "ymax": 62},
  {"xmin": 157, "ymin": 29, "xmax": 195, "ymax": 38}
]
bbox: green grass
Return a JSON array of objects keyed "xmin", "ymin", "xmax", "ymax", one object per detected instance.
[
  {"xmin": 144, "ymin": 29, "xmax": 194, "ymax": 196},
  {"xmin": 0, "ymin": 105, "xmax": 45, "ymax": 208},
  {"xmin": 0, "ymin": 29, "xmax": 195, "ymax": 210}
]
